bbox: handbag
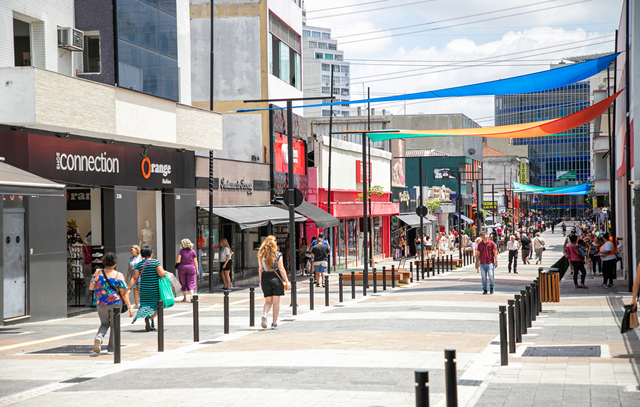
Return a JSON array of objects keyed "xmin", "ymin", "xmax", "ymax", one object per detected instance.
[
  {"xmin": 621, "ymin": 304, "xmax": 639, "ymax": 334},
  {"xmin": 100, "ymin": 269, "xmax": 128, "ymax": 313},
  {"xmin": 159, "ymin": 275, "xmax": 175, "ymax": 308}
]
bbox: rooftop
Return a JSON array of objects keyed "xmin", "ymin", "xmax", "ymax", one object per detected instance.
[{"xmin": 483, "ymin": 146, "xmax": 509, "ymax": 157}]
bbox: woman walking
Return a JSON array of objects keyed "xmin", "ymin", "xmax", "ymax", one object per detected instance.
[
  {"xmin": 130, "ymin": 246, "xmax": 166, "ymax": 331},
  {"xmin": 258, "ymin": 236, "xmax": 290, "ymax": 330},
  {"xmin": 414, "ymin": 235, "xmax": 421, "ymax": 257},
  {"xmin": 533, "ymin": 232, "xmax": 546, "ymax": 264},
  {"xmin": 219, "ymin": 238, "xmax": 233, "ymax": 292},
  {"xmin": 176, "ymin": 238, "xmax": 198, "ymax": 302},
  {"xmin": 90, "ymin": 253, "xmax": 133, "ymax": 354},
  {"xmin": 126, "ymin": 245, "xmax": 142, "ymax": 308},
  {"xmin": 425, "ymin": 236, "xmax": 433, "ymax": 258},
  {"xmin": 567, "ymin": 235, "xmax": 588, "ymax": 289}
]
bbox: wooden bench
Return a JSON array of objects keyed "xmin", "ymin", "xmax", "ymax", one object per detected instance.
[{"xmin": 342, "ymin": 271, "xmax": 411, "ymax": 285}]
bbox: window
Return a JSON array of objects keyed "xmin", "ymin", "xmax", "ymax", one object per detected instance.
[
  {"xmin": 115, "ymin": 0, "xmax": 179, "ymax": 101},
  {"xmin": 341, "ymin": 88, "xmax": 349, "ymax": 96},
  {"xmin": 332, "ymin": 88, "xmax": 340, "ymax": 95},
  {"xmin": 333, "ymin": 65, "xmax": 340, "ymax": 72},
  {"xmin": 13, "ymin": 19, "xmax": 31, "ymax": 66},
  {"xmin": 312, "ymin": 31, "xmax": 320, "ymax": 38},
  {"xmin": 321, "ymin": 87, "xmax": 330, "ymax": 94},
  {"xmin": 318, "ymin": 42, "xmax": 327, "ymax": 49},
  {"xmin": 321, "ymin": 63, "xmax": 330, "ymax": 71},
  {"xmin": 341, "ymin": 77, "xmax": 349, "ymax": 85},
  {"xmin": 341, "ymin": 65, "xmax": 349, "ymax": 74},
  {"xmin": 328, "ymin": 43, "xmax": 336, "ymax": 50},
  {"xmin": 315, "ymin": 52, "xmax": 323, "ymax": 59},
  {"xmin": 342, "ymin": 111, "xmax": 350, "ymax": 116},
  {"xmin": 335, "ymin": 54, "xmax": 343, "ymax": 61},
  {"xmin": 324, "ymin": 53, "xmax": 333, "ymax": 60},
  {"xmin": 269, "ymin": 13, "xmax": 301, "ymax": 89},
  {"xmin": 321, "ymin": 75, "xmax": 330, "ymax": 83},
  {"xmin": 332, "ymin": 76, "xmax": 339, "ymax": 85},
  {"xmin": 322, "ymin": 110, "xmax": 331, "ymax": 117},
  {"xmin": 342, "ymin": 102, "xmax": 350, "ymax": 107},
  {"xmin": 82, "ymin": 35, "xmax": 101, "ymax": 73},
  {"xmin": 308, "ymin": 41, "xmax": 317, "ymax": 48},
  {"xmin": 322, "ymin": 32, "xmax": 330, "ymax": 39},
  {"xmin": 303, "ymin": 30, "xmax": 310, "ymax": 37},
  {"xmin": 323, "ymin": 99, "xmax": 333, "ymax": 104},
  {"xmin": 278, "ymin": 41, "xmax": 290, "ymax": 84}
]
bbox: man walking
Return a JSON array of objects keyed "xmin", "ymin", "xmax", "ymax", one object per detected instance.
[
  {"xmin": 521, "ymin": 232, "xmax": 532, "ymax": 265},
  {"xmin": 476, "ymin": 231, "xmax": 498, "ymax": 294},
  {"xmin": 507, "ymin": 235, "xmax": 519, "ymax": 274},
  {"xmin": 311, "ymin": 233, "xmax": 330, "ymax": 287}
]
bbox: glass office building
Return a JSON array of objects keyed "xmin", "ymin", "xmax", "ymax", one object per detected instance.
[{"xmin": 495, "ymin": 75, "xmax": 591, "ymax": 217}]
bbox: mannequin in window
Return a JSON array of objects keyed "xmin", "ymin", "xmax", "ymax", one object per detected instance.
[{"xmin": 139, "ymin": 220, "xmax": 156, "ymax": 257}]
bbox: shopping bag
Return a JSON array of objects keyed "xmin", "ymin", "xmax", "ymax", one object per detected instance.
[
  {"xmin": 159, "ymin": 276, "xmax": 175, "ymax": 308},
  {"xmin": 621, "ymin": 304, "xmax": 639, "ymax": 334},
  {"xmin": 167, "ymin": 272, "xmax": 182, "ymax": 297}
]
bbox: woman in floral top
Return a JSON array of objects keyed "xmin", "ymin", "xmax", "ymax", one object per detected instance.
[{"xmin": 89, "ymin": 253, "xmax": 132, "ymax": 354}]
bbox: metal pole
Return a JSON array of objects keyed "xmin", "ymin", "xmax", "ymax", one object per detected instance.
[
  {"xmin": 514, "ymin": 295, "xmax": 522, "ymax": 343},
  {"xmin": 457, "ymin": 174, "xmax": 462, "ymax": 260},
  {"xmin": 391, "ymin": 265, "xmax": 396, "ymax": 288},
  {"xmin": 419, "ymin": 157, "xmax": 425, "ymax": 277},
  {"xmin": 157, "ymin": 300, "xmax": 164, "ymax": 352},
  {"xmin": 224, "ymin": 290, "xmax": 229, "ymax": 334},
  {"xmin": 382, "ymin": 266, "xmax": 387, "ymax": 290},
  {"xmin": 624, "ymin": 4, "xmax": 634, "ymax": 293},
  {"xmin": 362, "ymin": 131, "xmax": 369, "ymax": 296},
  {"xmin": 249, "ymin": 289, "xmax": 254, "ymax": 327},
  {"xmin": 325, "ymin": 275, "xmax": 330, "ymax": 306},
  {"xmin": 508, "ymin": 300, "xmax": 516, "ymax": 354},
  {"xmin": 287, "ymin": 101, "xmax": 297, "ymax": 315},
  {"xmin": 499, "ymin": 305, "xmax": 508, "ymax": 366},
  {"xmin": 415, "ymin": 370, "xmax": 430, "ymax": 407},
  {"xmin": 368, "ymin": 88, "xmax": 373, "ymax": 269},
  {"xmin": 328, "ymin": 65, "xmax": 334, "ymax": 274},
  {"xmin": 309, "ymin": 278, "xmax": 314, "ymax": 310},
  {"xmin": 193, "ymin": 295, "xmax": 200, "ymax": 342},
  {"xmin": 492, "ymin": 184, "xmax": 495, "ymax": 224},
  {"xmin": 208, "ymin": 0, "xmax": 215, "ymax": 294},
  {"xmin": 444, "ymin": 349, "xmax": 458, "ymax": 407},
  {"xmin": 520, "ymin": 290, "xmax": 528, "ymax": 335},
  {"xmin": 339, "ymin": 274, "xmax": 343, "ymax": 302},
  {"xmin": 113, "ymin": 308, "xmax": 121, "ymax": 364},
  {"xmin": 609, "ymin": 37, "xmax": 617, "ymax": 238},
  {"xmin": 373, "ymin": 268, "xmax": 377, "ymax": 293},
  {"xmin": 410, "ymin": 262, "xmax": 414, "ymax": 283},
  {"xmin": 351, "ymin": 271, "xmax": 356, "ymax": 299}
]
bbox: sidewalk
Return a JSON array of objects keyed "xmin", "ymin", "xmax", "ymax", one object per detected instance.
[{"xmin": 0, "ymin": 227, "xmax": 638, "ymax": 406}]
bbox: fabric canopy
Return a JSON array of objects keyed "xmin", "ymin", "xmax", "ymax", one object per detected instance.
[
  {"xmin": 237, "ymin": 53, "xmax": 618, "ymax": 113},
  {"xmin": 201, "ymin": 205, "xmax": 306, "ymax": 229},
  {"xmin": 512, "ymin": 181, "xmax": 592, "ymax": 196},
  {"xmin": 0, "ymin": 161, "xmax": 65, "ymax": 197},
  {"xmin": 397, "ymin": 214, "xmax": 432, "ymax": 228},
  {"xmin": 450, "ymin": 212, "xmax": 474, "ymax": 224},
  {"xmin": 274, "ymin": 200, "xmax": 339, "ymax": 228},
  {"xmin": 365, "ymin": 91, "xmax": 621, "ymax": 142}
]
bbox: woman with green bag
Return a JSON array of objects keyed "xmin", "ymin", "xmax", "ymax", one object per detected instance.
[{"xmin": 130, "ymin": 246, "xmax": 167, "ymax": 331}]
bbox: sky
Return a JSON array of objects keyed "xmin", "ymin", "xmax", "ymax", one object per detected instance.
[{"xmin": 302, "ymin": 0, "xmax": 624, "ymax": 126}]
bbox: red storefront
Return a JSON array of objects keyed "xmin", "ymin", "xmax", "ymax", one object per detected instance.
[{"xmin": 307, "ymin": 187, "xmax": 398, "ymax": 270}]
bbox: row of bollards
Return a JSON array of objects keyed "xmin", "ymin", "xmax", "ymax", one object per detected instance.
[
  {"xmin": 498, "ymin": 278, "xmax": 542, "ymax": 366},
  {"xmin": 414, "ymin": 349, "xmax": 458, "ymax": 407},
  {"xmin": 413, "ymin": 255, "xmax": 453, "ymax": 281}
]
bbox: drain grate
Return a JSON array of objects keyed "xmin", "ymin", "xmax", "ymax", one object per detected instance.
[
  {"xmin": 201, "ymin": 340, "xmax": 222, "ymax": 345},
  {"xmin": 28, "ymin": 344, "xmax": 131, "ymax": 354},
  {"xmin": 61, "ymin": 377, "xmax": 95, "ymax": 384},
  {"xmin": 523, "ymin": 345, "xmax": 601, "ymax": 357},
  {"xmin": 458, "ymin": 380, "xmax": 482, "ymax": 386}
]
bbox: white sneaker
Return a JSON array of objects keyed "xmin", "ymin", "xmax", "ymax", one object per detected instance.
[
  {"xmin": 261, "ymin": 314, "xmax": 267, "ymax": 329},
  {"xmin": 93, "ymin": 338, "xmax": 102, "ymax": 354}
]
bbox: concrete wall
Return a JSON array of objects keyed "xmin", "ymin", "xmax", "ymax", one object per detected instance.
[
  {"xmin": 195, "ymin": 156, "xmax": 271, "ymax": 205},
  {"xmin": 0, "ymin": 0, "xmax": 76, "ymax": 75},
  {"xmin": 27, "ymin": 195, "xmax": 67, "ymax": 323},
  {"xmin": 482, "ymin": 156, "xmax": 521, "ymax": 188},
  {"xmin": 74, "ymin": 0, "xmax": 115, "ymax": 85},
  {"xmin": 163, "ymin": 188, "xmax": 197, "ymax": 274}
]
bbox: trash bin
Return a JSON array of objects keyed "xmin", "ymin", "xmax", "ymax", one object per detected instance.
[{"xmin": 539, "ymin": 267, "xmax": 560, "ymax": 303}]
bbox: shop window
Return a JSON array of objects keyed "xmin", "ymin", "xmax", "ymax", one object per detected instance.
[
  {"xmin": 13, "ymin": 19, "xmax": 31, "ymax": 67},
  {"xmin": 83, "ymin": 34, "xmax": 101, "ymax": 73}
]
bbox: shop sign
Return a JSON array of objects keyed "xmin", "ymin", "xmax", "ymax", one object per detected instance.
[
  {"xmin": 556, "ymin": 170, "xmax": 576, "ymax": 180},
  {"xmin": 274, "ymin": 132, "xmax": 305, "ymax": 176},
  {"xmin": 434, "ymin": 168, "xmax": 456, "ymax": 179},
  {"xmin": 67, "ymin": 189, "xmax": 91, "ymax": 210},
  {"xmin": 520, "ymin": 162, "xmax": 527, "ymax": 184},
  {"xmin": 356, "ymin": 160, "xmax": 372, "ymax": 183},
  {"xmin": 399, "ymin": 191, "xmax": 411, "ymax": 204},
  {"xmin": 219, "ymin": 177, "xmax": 253, "ymax": 195},
  {"xmin": 482, "ymin": 201, "xmax": 497, "ymax": 210}
]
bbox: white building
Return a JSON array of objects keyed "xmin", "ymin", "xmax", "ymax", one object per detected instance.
[{"xmin": 302, "ymin": 25, "xmax": 350, "ymax": 118}]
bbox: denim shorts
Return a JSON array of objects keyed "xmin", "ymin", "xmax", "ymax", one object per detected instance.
[{"xmin": 314, "ymin": 264, "xmax": 327, "ymax": 273}]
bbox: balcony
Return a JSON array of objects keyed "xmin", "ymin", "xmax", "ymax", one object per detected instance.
[
  {"xmin": 593, "ymin": 136, "xmax": 609, "ymax": 153},
  {"xmin": 593, "ymin": 179, "xmax": 610, "ymax": 195},
  {"xmin": 0, "ymin": 67, "xmax": 221, "ymax": 150}
]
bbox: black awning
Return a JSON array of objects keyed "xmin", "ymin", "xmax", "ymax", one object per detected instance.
[
  {"xmin": 0, "ymin": 161, "xmax": 65, "ymax": 196},
  {"xmin": 396, "ymin": 214, "xmax": 432, "ymax": 228},
  {"xmin": 275, "ymin": 200, "xmax": 339, "ymax": 229},
  {"xmin": 200, "ymin": 205, "xmax": 306, "ymax": 230}
]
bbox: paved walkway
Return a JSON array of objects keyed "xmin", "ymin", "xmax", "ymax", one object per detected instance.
[{"xmin": 1, "ymin": 225, "xmax": 639, "ymax": 406}]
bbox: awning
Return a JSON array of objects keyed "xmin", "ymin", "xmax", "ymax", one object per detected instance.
[
  {"xmin": 450, "ymin": 212, "xmax": 475, "ymax": 224},
  {"xmin": 397, "ymin": 214, "xmax": 432, "ymax": 228},
  {"xmin": 275, "ymin": 200, "xmax": 339, "ymax": 228},
  {"xmin": 199, "ymin": 205, "xmax": 306, "ymax": 230},
  {"xmin": 0, "ymin": 161, "xmax": 65, "ymax": 196}
]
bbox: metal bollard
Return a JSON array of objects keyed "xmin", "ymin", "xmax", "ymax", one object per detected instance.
[
  {"xmin": 438, "ymin": 257, "xmax": 442, "ymax": 274},
  {"xmin": 530, "ymin": 284, "xmax": 536, "ymax": 321},
  {"xmin": 339, "ymin": 274, "xmax": 344, "ymax": 303},
  {"xmin": 325, "ymin": 275, "xmax": 330, "ymax": 307},
  {"xmin": 499, "ymin": 305, "xmax": 508, "ymax": 366},
  {"xmin": 351, "ymin": 271, "xmax": 356, "ymax": 299},
  {"xmin": 425, "ymin": 258, "xmax": 429, "ymax": 278},
  {"xmin": 113, "ymin": 308, "xmax": 121, "ymax": 364},
  {"xmin": 410, "ymin": 262, "xmax": 414, "ymax": 283},
  {"xmin": 525, "ymin": 286, "xmax": 532, "ymax": 327},
  {"xmin": 157, "ymin": 300, "xmax": 164, "ymax": 352},
  {"xmin": 363, "ymin": 268, "xmax": 368, "ymax": 297},
  {"xmin": 537, "ymin": 277, "xmax": 542, "ymax": 313},
  {"xmin": 534, "ymin": 281, "xmax": 540, "ymax": 316},
  {"xmin": 448, "ymin": 255, "xmax": 452, "ymax": 271},
  {"xmin": 507, "ymin": 300, "xmax": 516, "ymax": 354},
  {"xmin": 309, "ymin": 278, "xmax": 314, "ymax": 311},
  {"xmin": 248, "ymin": 289, "xmax": 254, "ymax": 328},
  {"xmin": 520, "ymin": 290, "xmax": 528, "ymax": 335},
  {"xmin": 444, "ymin": 349, "xmax": 458, "ymax": 407},
  {"xmin": 514, "ymin": 295, "xmax": 522, "ymax": 343},
  {"xmin": 382, "ymin": 266, "xmax": 387, "ymax": 290},
  {"xmin": 415, "ymin": 369, "xmax": 430, "ymax": 407},
  {"xmin": 373, "ymin": 268, "xmax": 378, "ymax": 293},
  {"xmin": 224, "ymin": 291, "xmax": 230, "ymax": 334},
  {"xmin": 193, "ymin": 294, "xmax": 200, "ymax": 341},
  {"xmin": 391, "ymin": 265, "xmax": 396, "ymax": 288}
]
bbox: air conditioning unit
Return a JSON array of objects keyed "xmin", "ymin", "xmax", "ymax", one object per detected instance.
[{"xmin": 57, "ymin": 27, "xmax": 84, "ymax": 51}]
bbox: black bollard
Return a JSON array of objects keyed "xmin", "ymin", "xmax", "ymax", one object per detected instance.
[
  {"xmin": 537, "ymin": 277, "xmax": 542, "ymax": 313},
  {"xmin": 113, "ymin": 308, "xmax": 121, "ymax": 364},
  {"xmin": 373, "ymin": 268, "xmax": 378, "ymax": 293},
  {"xmin": 534, "ymin": 281, "xmax": 540, "ymax": 316},
  {"xmin": 351, "ymin": 271, "xmax": 356, "ymax": 299},
  {"xmin": 382, "ymin": 266, "xmax": 387, "ymax": 290},
  {"xmin": 248, "ymin": 289, "xmax": 254, "ymax": 328},
  {"xmin": 363, "ymin": 268, "xmax": 368, "ymax": 297},
  {"xmin": 444, "ymin": 349, "xmax": 458, "ymax": 407},
  {"xmin": 425, "ymin": 258, "xmax": 429, "ymax": 278},
  {"xmin": 448, "ymin": 255, "xmax": 452, "ymax": 271},
  {"xmin": 530, "ymin": 284, "xmax": 536, "ymax": 321},
  {"xmin": 224, "ymin": 290, "xmax": 230, "ymax": 334},
  {"xmin": 499, "ymin": 305, "xmax": 508, "ymax": 366},
  {"xmin": 438, "ymin": 256, "xmax": 442, "ymax": 274},
  {"xmin": 415, "ymin": 370, "xmax": 430, "ymax": 407},
  {"xmin": 507, "ymin": 300, "xmax": 516, "ymax": 354},
  {"xmin": 514, "ymin": 295, "xmax": 522, "ymax": 343},
  {"xmin": 157, "ymin": 300, "xmax": 164, "ymax": 352},
  {"xmin": 325, "ymin": 275, "xmax": 330, "ymax": 307},
  {"xmin": 520, "ymin": 290, "xmax": 528, "ymax": 335},
  {"xmin": 525, "ymin": 286, "xmax": 532, "ymax": 327},
  {"xmin": 410, "ymin": 262, "xmax": 414, "ymax": 283},
  {"xmin": 391, "ymin": 265, "xmax": 396, "ymax": 288},
  {"xmin": 339, "ymin": 274, "xmax": 344, "ymax": 303},
  {"xmin": 309, "ymin": 278, "xmax": 314, "ymax": 311},
  {"xmin": 193, "ymin": 294, "xmax": 200, "ymax": 341}
]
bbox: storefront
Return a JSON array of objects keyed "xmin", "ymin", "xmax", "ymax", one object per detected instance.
[{"xmin": 0, "ymin": 127, "xmax": 196, "ymax": 324}]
